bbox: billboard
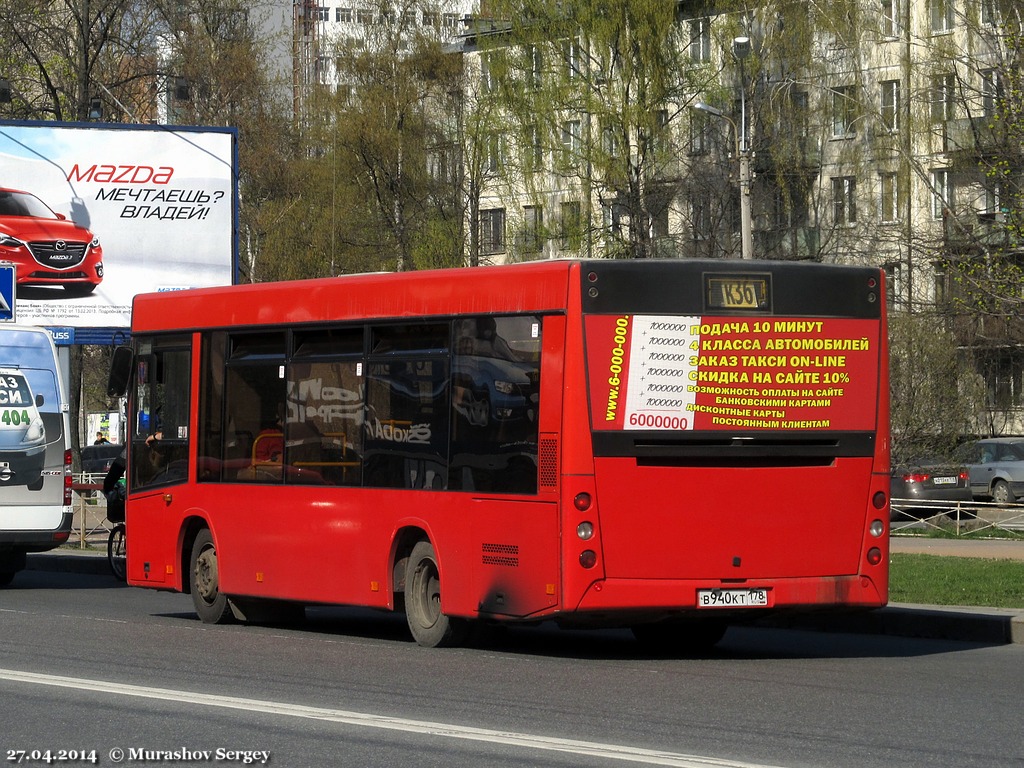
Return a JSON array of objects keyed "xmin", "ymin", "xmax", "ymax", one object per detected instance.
[{"xmin": 0, "ymin": 121, "xmax": 236, "ymax": 328}]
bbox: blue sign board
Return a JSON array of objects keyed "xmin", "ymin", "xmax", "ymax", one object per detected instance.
[{"xmin": 0, "ymin": 263, "xmax": 15, "ymax": 322}]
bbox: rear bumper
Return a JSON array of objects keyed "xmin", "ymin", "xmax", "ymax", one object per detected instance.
[
  {"xmin": 570, "ymin": 574, "xmax": 887, "ymax": 619},
  {"xmin": 0, "ymin": 512, "xmax": 74, "ymax": 554}
]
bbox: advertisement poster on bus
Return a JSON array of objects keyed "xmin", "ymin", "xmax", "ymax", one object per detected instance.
[
  {"xmin": 586, "ymin": 314, "xmax": 881, "ymax": 432},
  {"xmin": 0, "ymin": 121, "xmax": 236, "ymax": 328}
]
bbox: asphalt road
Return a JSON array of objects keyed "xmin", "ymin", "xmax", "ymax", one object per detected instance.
[{"xmin": 2, "ymin": 568, "xmax": 1024, "ymax": 768}]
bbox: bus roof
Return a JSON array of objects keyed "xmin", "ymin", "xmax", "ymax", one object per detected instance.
[{"xmin": 131, "ymin": 261, "xmax": 580, "ymax": 333}]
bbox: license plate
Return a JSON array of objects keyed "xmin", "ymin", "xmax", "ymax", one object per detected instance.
[
  {"xmin": 697, "ymin": 588, "xmax": 769, "ymax": 609},
  {"xmin": 932, "ymin": 476, "xmax": 956, "ymax": 485}
]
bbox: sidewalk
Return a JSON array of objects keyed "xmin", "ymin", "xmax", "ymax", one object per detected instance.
[{"xmin": 25, "ymin": 537, "xmax": 1024, "ymax": 645}]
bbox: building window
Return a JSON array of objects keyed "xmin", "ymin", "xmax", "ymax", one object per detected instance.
[
  {"xmin": 689, "ymin": 111, "xmax": 709, "ymax": 155},
  {"xmin": 689, "ymin": 18, "xmax": 711, "ymax": 62},
  {"xmin": 480, "ymin": 208, "xmax": 506, "ymax": 254},
  {"xmin": 422, "ymin": 10, "xmax": 437, "ymax": 27},
  {"xmin": 880, "ymin": 80, "xmax": 900, "ymax": 132},
  {"xmin": 982, "ymin": 69, "xmax": 1001, "ymax": 118},
  {"xmin": 356, "ymin": 9, "xmax": 373, "ymax": 24},
  {"xmin": 562, "ymin": 37, "xmax": 583, "ymax": 80},
  {"xmin": 560, "ymin": 119, "xmax": 581, "ymax": 164},
  {"xmin": 930, "ymin": 73, "xmax": 956, "ymax": 122},
  {"xmin": 526, "ymin": 44, "xmax": 542, "ymax": 89},
  {"xmin": 883, "ymin": 262, "xmax": 902, "ymax": 308},
  {"xmin": 601, "ymin": 119, "xmax": 620, "ymax": 159},
  {"xmin": 981, "ymin": 0, "xmax": 998, "ymax": 24},
  {"xmin": 523, "ymin": 123, "xmax": 543, "ymax": 171},
  {"xmin": 521, "ymin": 206, "xmax": 544, "ymax": 252},
  {"xmin": 880, "ymin": 0, "xmax": 902, "ymax": 36},
  {"xmin": 691, "ymin": 195, "xmax": 710, "ymax": 241},
  {"xmin": 480, "ymin": 52, "xmax": 496, "ymax": 94},
  {"xmin": 929, "ymin": 0, "xmax": 954, "ymax": 33},
  {"xmin": 931, "ymin": 169, "xmax": 952, "ymax": 218},
  {"xmin": 880, "ymin": 172, "xmax": 900, "ymax": 222},
  {"xmin": 832, "ymin": 176, "xmax": 857, "ymax": 225},
  {"xmin": 336, "ymin": 7, "xmax": 352, "ymax": 22},
  {"xmin": 831, "ymin": 85, "xmax": 858, "ymax": 136},
  {"xmin": 560, "ymin": 201, "xmax": 581, "ymax": 250},
  {"xmin": 483, "ymin": 132, "xmax": 502, "ymax": 175}
]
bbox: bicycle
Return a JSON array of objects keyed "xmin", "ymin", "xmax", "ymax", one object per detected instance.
[
  {"xmin": 104, "ymin": 474, "xmax": 127, "ymax": 582},
  {"xmin": 107, "ymin": 522, "xmax": 127, "ymax": 582}
]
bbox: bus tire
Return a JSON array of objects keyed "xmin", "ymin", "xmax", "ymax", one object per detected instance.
[
  {"xmin": 189, "ymin": 528, "xmax": 234, "ymax": 624},
  {"xmin": 405, "ymin": 540, "xmax": 469, "ymax": 648}
]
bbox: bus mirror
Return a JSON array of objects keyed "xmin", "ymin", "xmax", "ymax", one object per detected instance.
[{"xmin": 107, "ymin": 345, "xmax": 134, "ymax": 398}]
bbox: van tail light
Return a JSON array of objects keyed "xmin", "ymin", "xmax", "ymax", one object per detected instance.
[{"xmin": 63, "ymin": 449, "xmax": 73, "ymax": 505}]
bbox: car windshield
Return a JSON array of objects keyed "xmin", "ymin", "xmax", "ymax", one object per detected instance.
[{"xmin": 0, "ymin": 190, "xmax": 58, "ymax": 219}]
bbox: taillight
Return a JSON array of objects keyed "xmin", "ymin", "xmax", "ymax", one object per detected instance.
[
  {"xmin": 63, "ymin": 449, "xmax": 73, "ymax": 505},
  {"xmin": 902, "ymin": 472, "xmax": 929, "ymax": 484}
]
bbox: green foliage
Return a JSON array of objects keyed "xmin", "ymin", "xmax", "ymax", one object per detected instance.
[
  {"xmin": 890, "ymin": 553, "xmax": 1024, "ymax": 608},
  {"xmin": 888, "ymin": 311, "xmax": 984, "ymax": 461}
]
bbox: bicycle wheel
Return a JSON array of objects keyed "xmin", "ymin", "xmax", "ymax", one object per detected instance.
[{"xmin": 107, "ymin": 523, "xmax": 127, "ymax": 582}]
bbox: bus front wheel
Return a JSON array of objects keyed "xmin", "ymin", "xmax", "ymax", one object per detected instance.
[
  {"xmin": 404, "ymin": 540, "xmax": 469, "ymax": 648},
  {"xmin": 189, "ymin": 529, "xmax": 234, "ymax": 624}
]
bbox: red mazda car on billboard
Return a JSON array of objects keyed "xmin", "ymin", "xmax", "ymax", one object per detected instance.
[{"xmin": 0, "ymin": 188, "xmax": 103, "ymax": 296}]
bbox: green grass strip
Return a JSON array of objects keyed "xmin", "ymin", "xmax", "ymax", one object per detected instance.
[{"xmin": 890, "ymin": 553, "xmax": 1024, "ymax": 609}]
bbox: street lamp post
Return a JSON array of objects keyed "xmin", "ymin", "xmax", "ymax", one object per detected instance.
[{"xmin": 692, "ymin": 37, "xmax": 753, "ymax": 260}]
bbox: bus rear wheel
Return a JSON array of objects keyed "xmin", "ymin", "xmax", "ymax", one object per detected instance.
[
  {"xmin": 189, "ymin": 528, "xmax": 233, "ymax": 624},
  {"xmin": 405, "ymin": 540, "xmax": 469, "ymax": 648}
]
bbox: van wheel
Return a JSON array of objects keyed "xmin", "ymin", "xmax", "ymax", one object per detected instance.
[
  {"xmin": 189, "ymin": 529, "xmax": 234, "ymax": 624},
  {"xmin": 405, "ymin": 540, "xmax": 469, "ymax": 647},
  {"xmin": 992, "ymin": 480, "xmax": 1015, "ymax": 505}
]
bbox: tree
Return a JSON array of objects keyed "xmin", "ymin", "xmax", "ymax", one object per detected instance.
[{"xmin": 476, "ymin": 0, "xmax": 717, "ymax": 260}]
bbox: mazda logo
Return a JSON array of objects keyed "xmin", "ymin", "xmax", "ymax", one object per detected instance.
[{"xmin": 55, "ymin": 240, "xmax": 66, "ymax": 250}]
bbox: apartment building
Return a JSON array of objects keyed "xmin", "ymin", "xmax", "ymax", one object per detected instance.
[{"xmin": 456, "ymin": 0, "xmax": 1022, "ymax": 429}]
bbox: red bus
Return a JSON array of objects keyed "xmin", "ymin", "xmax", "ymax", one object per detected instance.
[{"xmin": 108, "ymin": 259, "xmax": 889, "ymax": 648}]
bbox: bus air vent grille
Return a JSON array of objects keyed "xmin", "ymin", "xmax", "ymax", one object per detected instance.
[
  {"xmin": 539, "ymin": 436, "xmax": 558, "ymax": 490},
  {"xmin": 482, "ymin": 543, "xmax": 519, "ymax": 567}
]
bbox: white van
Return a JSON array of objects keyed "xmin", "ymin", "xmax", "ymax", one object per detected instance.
[{"xmin": 0, "ymin": 325, "xmax": 72, "ymax": 586}]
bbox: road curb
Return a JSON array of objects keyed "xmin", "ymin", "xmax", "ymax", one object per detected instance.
[
  {"xmin": 761, "ymin": 605, "xmax": 1024, "ymax": 645},
  {"xmin": 27, "ymin": 550, "xmax": 1024, "ymax": 645}
]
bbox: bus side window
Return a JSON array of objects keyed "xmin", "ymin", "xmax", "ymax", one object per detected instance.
[
  {"xmin": 223, "ymin": 332, "xmax": 287, "ymax": 484},
  {"xmin": 449, "ymin": 315, "xmax": 541, "ymax": 494},
  {"xmin": 132, "ymin": 338, "xmax": 191, "ymax": 490}
]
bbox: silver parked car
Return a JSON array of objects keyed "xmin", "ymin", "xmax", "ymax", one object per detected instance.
[{"xmin": 954, "ymin": 438, "xmax": 1024, "ymax": 504}]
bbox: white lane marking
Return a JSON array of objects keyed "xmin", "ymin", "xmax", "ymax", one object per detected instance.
[{"xmin": 0, "ymin": 668, "xmax": 784, "ymax": 768}]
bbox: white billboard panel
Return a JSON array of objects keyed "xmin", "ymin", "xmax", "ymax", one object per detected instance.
[{"xmin": 0, "ymin": 122, "xmax": 236, "ymax": 328}]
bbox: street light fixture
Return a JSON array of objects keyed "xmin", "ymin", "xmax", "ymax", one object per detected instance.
[{"xmin": 691, "ymin": 37, "xmax": 754, "ymax": 260}]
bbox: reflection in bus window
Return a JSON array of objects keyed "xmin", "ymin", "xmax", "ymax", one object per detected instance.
[
  {"xmin": 365, "ymin": 359, "xmax": 449, "ymax": 489},
  {"xmin": 287, "ymin": 361, "xmax": 364, "ymax": 486},
  {"xmin": 450, "ymin": 315, "xmax": 541, "ymax": 493}
]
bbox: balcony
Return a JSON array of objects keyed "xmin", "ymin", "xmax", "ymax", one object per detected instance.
[
  {"xmin": 944, "ymin": 211, "xmax": 1021, "ymax": 253},
  {"xmin": 754, "ymin": 226, "xmax": 820, "ymax": 260},
  {"xmin": 937, "ymin": 117, "xmax": 1007, "ymax": 156}
]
